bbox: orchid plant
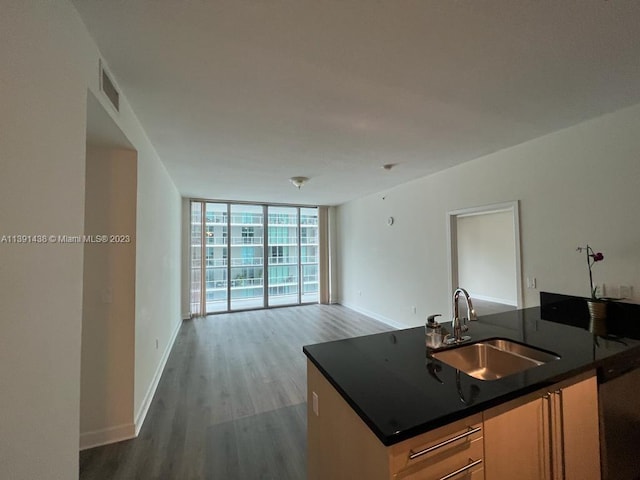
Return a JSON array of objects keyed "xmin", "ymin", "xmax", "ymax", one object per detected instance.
[{"xmin": 576, "ymin": 245, "xmax": 604, "ymax": 300}]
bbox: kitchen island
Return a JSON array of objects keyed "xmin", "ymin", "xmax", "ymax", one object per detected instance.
[{"xmin": 303, "ymin": 293, "xmax": 640, "ymax": 479}]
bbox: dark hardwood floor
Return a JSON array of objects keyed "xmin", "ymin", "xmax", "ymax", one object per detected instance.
[{"xmin": 79, "ymin": 304, "xmax": 393, "ymax": 480}]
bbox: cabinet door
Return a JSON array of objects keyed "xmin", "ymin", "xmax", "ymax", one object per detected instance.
[
  {"xmin": 560, "ymin": 376, "xmax": 600, "ymax": 480},
  {"xmin": 484, "ymin": 396, "xmax": 549, "ymax": 480},
  {"xmin": 484, "ymin": 374, "xmax": 600, "ymax": 480}
]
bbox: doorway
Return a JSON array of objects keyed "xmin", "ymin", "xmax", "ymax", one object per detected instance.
[
  {"xmin": 80, "ymin": 92, "xmax": 137, "ymax": 448},
  {"xmin": 447, "ymin": 201, "xmax": 522, "ymax": 317}
]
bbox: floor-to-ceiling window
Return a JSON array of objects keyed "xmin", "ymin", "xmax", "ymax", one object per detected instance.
[
  {"xmin": 205, "ymin": 203, "xmax": 229, "ymax": 312},
  {"xmin": 300, "ymin": 207, "xmax": 319, "ymax": 303},
  {"xmin": 190, "ymin": 200, "xmax": 319, "ymax": 314},
  {"xmin": 190, "ymin": 202, "xmax": 203, "ymax": 315},
  {"xmin": 267, "ymin": 206, "xmax": 299, "ymax": 306},
  {"xmin": 230, "ymin": 204, "xmax": 264, "ymax": 310}
]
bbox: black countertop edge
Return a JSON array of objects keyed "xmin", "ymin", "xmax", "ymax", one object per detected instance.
[
  {"xmin": 381, "ymin": 363, "xmax": 604, "ymax": 446},
  {"xmin": 303, "ymin": 295, "xmax": 640, "ymax": 447},
  {"xmin": 305, "ymin": 339, "xmax": 617, "ymax": 446}
]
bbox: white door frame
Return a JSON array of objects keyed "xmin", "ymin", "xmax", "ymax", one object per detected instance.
[{"xmin": 446, "ymin": 200, "xmax": 523, "ymax": 313}]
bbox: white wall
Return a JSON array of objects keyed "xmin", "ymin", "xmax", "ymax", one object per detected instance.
[
  {"xmin": 0, "ymin": 4, "xmax": 88, "ymax": 478},
  {"xmin": 81, "ymin": 145, "xmax": 137, "ymax": 448},
  {"xmin": 457, "ymin": 211, "xmax": 517, "ymax": 305},
  {"xmin": 337, "ymin": 103, "xmax": 640, "ymax": 328},
  {"xmin": 0, "ymin": 1, "xmax": 181, "ymax": 478},
  {"xmin": 133, "ymin": 144, "xmax": 182, "ymax": 428}
]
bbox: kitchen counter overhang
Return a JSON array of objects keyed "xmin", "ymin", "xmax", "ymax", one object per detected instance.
[{"xmin": 303, "ymin": 295, "xmax": 640, "ymax": 446}]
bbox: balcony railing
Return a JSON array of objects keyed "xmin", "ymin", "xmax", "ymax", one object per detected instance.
[
  {"xmin": 230, "ymin": 277, "xmax": 264, "ymax": 288},
  {"xmin": 193, "ymin": 214, "xmax": 318, "ymax": 226},
  {"xmin": 202, "ymin": 217, "xmax": 306, "ymax": 226},
  {"xmin": 204, "ymin": 236, "xmax": 228, "ymax": 245},
  {"xmin": 230, "ymin": 236, "xmax": 263, "ymax": 245},
  {"xmin": 203, "ymin": 281, "xmax": 319, "ymax": 294},
  {"xmin": 268, "ymin": 256, "xmax": 298, "ymax": 265},
  {"xmin": 205, "ymin": 258, "xmax": 264, "ymax": 267},
  {"xmin": 267, "ymin": 237, "xmax": 299, "ymax": 244},
  {"xmin": 202, "ymin": 275, "xmax": 317, "ymax": 288},
  {"xmin": 202, "ymin": 255, "xmax": 318, "ymax": 268}
]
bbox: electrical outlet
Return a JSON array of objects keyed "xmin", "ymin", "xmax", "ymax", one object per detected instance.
[
  {"xmin": 312, "ymin": 391, "xmax": 319, "ymax": 416},
  {"xmin": 527, "ymin": 277, "xmax": 537, "ymax": 289}
]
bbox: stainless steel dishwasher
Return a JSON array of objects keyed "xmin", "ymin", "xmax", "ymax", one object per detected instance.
[{"xmin": 599, "ymin": 354, "xmax": 640, "ymax": 480}]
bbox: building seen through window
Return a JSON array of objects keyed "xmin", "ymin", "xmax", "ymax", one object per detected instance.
[{"xmin": 190, "ymin": 202, "xmax": 319, "ymax": 313}]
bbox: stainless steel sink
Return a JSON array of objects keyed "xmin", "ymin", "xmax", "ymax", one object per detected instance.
[{"xmin": 431, "ymin": 338, "xmax": 560, "ymax": 381}]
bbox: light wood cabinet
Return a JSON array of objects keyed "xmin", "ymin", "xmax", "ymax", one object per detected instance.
[
  {"xmin": 389, "ymin": 417, "xmax": 484, "ymax": 479},
  {"xmin": 308, "ymin": 360, "xmax": 599, "ymax": 480},
  {"xmin": 307, "ymin": 361, "xmax": 484, "ymax": 480},
  {"xmin": 483, "ymin": 372, "xmax": 600, "ymax": 480},
  {"xmin": 483, "ymin": 394, "xmax": 548, "ymax": 479}
]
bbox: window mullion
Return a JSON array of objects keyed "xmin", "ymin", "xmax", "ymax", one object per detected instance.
[
  {"xmin": 226, "ymin": 203, "xmax": 231, "ymax": 312},
  {"xmin": 200, "ymin": 201, "xmax": 206, "ymax": 315},
  {"xmin": 263, "ymin": 205, "xmax": 268, "ymax": 308},
  {"xmin": 297, "ymin": 206, "xmax": 302, "ymax": 305}
]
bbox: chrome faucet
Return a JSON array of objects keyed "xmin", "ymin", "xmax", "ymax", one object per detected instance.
[{"xmin": 445, "ymin": 288, "xmax": 477, "ymax": 345}]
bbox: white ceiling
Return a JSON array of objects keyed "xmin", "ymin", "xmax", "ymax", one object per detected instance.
[{"xmin": 72, "ymin": 0, "xmax": 640, "ymax": 206}]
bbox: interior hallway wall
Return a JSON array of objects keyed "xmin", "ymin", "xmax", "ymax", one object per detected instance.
[{"xmin": 0, "ymin": 2, "xmax": 181, "ymax": 477}]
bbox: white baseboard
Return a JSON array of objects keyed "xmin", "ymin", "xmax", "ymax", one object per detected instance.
[
  {"xmin": 181, "ymin": 311, "xmax": 191, "ymax": 320},
  {"xmin": 80, "ymin": 423, "xmax": 135, "ymax": 451},
  {"xmin": 134, "ymin": 318, "xmax": 182, "ymax": 435},
  {"xmin": 338, "ymin": 301, "xmax": 406, "ymax": 330},
  {"xmin": 470, "ymin": 293, "xmax": 517, "ymax": 306}
]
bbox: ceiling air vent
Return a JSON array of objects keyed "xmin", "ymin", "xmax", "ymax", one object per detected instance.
[{"xmin": 99, "ymin": 60, "xmax": 120, "ymax": 113}]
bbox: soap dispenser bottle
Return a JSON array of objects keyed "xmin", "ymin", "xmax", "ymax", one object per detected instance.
[{"xmin": 425, "ymin": 314, "xmax": 444, "ymax": 349}]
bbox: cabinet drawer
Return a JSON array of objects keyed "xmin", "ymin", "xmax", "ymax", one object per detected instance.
[
  {"xmin": 390, "ymin": 413, "xmax": 483, "ymax": 477},
  {"xmin": 395, "ymin": 466, "xmax": 484, "ymax": 480},
  {"xmin": 393, "ymin": 439, "xmax": 483, "ymax": 480}
]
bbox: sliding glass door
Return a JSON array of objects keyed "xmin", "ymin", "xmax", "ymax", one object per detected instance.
[
  {"xmin": 267, "ymin": 206, "xmax": 299, "ymax": 306},
  {"xmin": 205, "ymin": 203, "xmax": 228, "ymax": 313},
  {"xmin": 190, "ymin": 200, "xmax": 319, "ymax": 315},
  {"xmin": 230, "ymin": 204, "xmax": 264, "ymax": 310},
  {"xmin": 190, "ymin": 202, "xmax": 203, "ymax": 315},
  {"xmin": 300, "ymin": 207, "xmax": 319, "ymax": 303}
]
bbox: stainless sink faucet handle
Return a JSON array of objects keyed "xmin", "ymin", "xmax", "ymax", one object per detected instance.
[{"xmin": 449, "ymin": 288, "xmax": 474, "ymax": 345}]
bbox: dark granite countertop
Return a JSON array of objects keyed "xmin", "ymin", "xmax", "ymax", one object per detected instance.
[{"xmin": 303, "ymin": 293, "xmax": 640, "ymax": 446}]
